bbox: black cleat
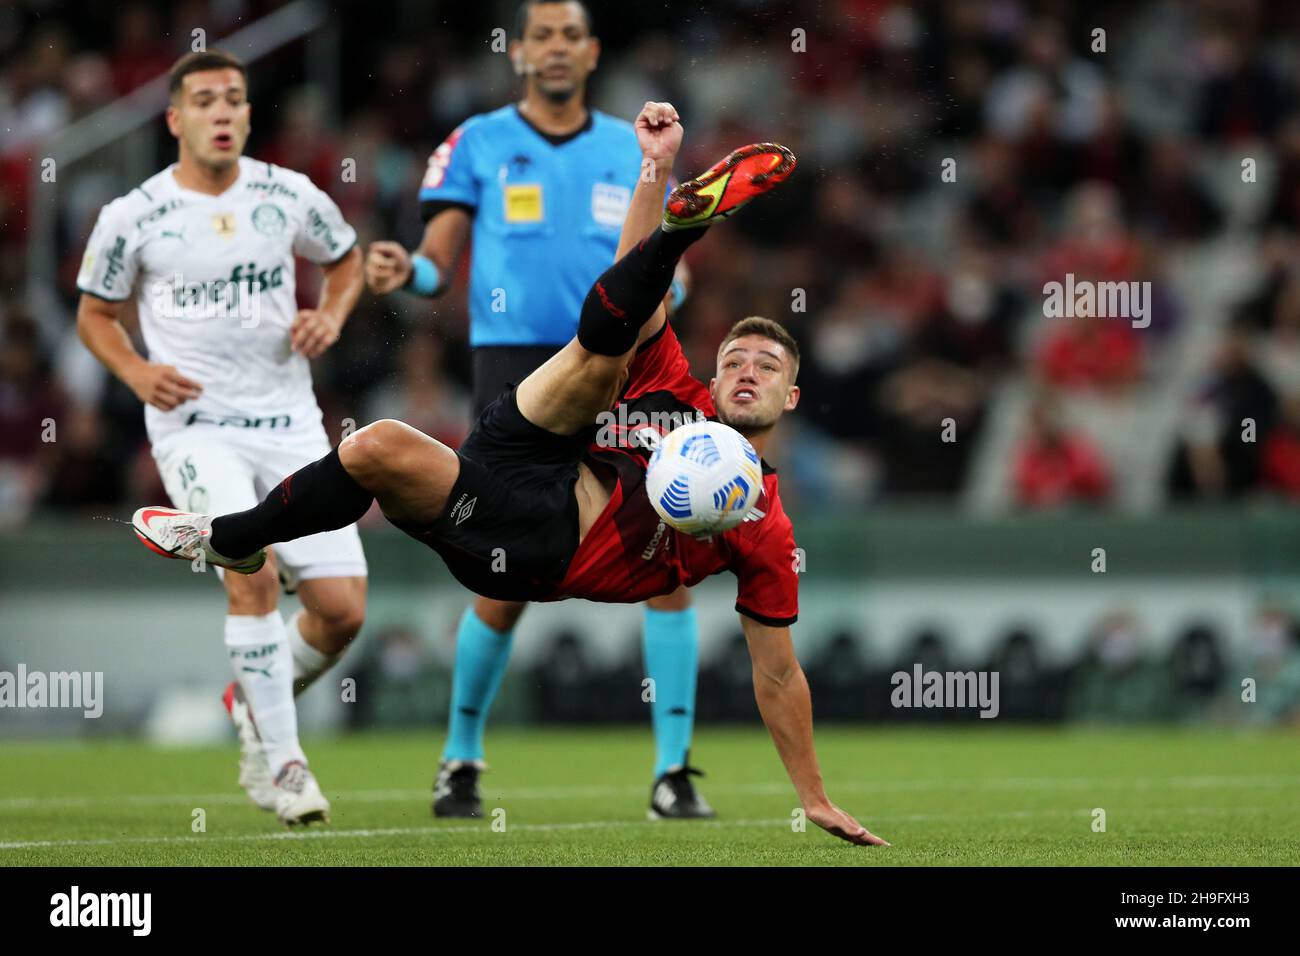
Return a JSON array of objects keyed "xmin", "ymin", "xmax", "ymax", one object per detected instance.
[
  {"xmin": 648, "ymin": 763, "xmax": 716, "ymax": 820},
  {"xmin": 433, "ymin": 759, "xmax": 485, "ymax": 818}
]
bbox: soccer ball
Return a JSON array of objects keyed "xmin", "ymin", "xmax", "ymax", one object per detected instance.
[{"xmin": 646, "ymin": 420, "xmax": 763, "ymax": 536}]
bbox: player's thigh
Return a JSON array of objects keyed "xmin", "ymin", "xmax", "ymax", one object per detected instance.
[
  {"xmin": 515, "ymin": 339, "xmax": 633, "ymax": 436},
  {"xmin": 340, "ymin": 419, "xmax": 461, "ymax": 525},
  {"xmin": 153, "ymin": 429, "xmax": 280, "ymax": 612}
]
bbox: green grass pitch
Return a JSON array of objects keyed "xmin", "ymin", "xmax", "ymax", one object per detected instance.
[{"xmin": 1, "ymin": 726, "xmax": 1296, "ymax": 866}]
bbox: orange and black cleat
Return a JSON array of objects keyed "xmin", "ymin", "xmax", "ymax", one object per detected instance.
[{"xmin": 663, "ymin": 143, "xmax": 796, "ymax": 231}]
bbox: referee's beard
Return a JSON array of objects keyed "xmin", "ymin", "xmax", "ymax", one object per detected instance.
[{"xmin": 539, "ymin": 85, "xmax": 579, "ymax": 105}]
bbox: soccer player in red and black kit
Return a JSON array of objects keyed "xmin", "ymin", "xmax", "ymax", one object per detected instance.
[{"xmin": 133, "ymin": 102, "xmax": 888, "ymax": 846}]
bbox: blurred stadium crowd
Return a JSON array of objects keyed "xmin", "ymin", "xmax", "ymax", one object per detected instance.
[
  {"xmin": 343, "ymin": 599, "xmax": 1300, "ymax": 727},
  {"xmin": 5, "ymin": 0, "xmax": 1300, "ymax": 525}
]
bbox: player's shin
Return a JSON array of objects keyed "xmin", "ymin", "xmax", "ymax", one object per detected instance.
[
  {"xmin": 224, "ymin": 610, "xmax": 305, "ymax": 776},
  {"xmin": 286, "ymin": 609, "xmax": 343, "ymax": 696},
  {"xmin": 444, "ymin": 606, "xmax": 514, "ymax": 762},
  {"xmin": 644, "ymin": 606, "xmax": 700, "ymax": 776},
  {"xmin": 576, "ymin": 227, "xmax": 706, "ymax": 357},
  {"xmin": 210, "ymin": 447, "xmax": 373, "ymax": 559}
]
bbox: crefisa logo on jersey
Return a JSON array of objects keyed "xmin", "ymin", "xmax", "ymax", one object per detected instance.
[
  {"xmin": 101, "ymin": 236, "xmax": 127, "ymax": 292},
  {"xmin": 150, "ymin": 262, "xmax": 283, "ymax": 326}
]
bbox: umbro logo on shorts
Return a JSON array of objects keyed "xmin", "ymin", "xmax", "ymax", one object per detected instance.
[{"xmin": 450, "ymin": 493, "xmax": 477, "ymax": 526}]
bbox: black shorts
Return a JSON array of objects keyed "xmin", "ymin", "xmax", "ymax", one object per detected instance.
[
  {"xmin": 397, "ymin": 386, "xmax": 582, "ymax": 601},
  {"xmin": 471, "ymin": 344, "xmax": 565, "ymax": 416}
]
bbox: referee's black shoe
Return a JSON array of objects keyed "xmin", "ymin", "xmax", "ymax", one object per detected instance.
[
  {"xmin": 433, "ymin": 759, "xmax": 485, "ymax": 818},
  {"xmin": 648, "ymin": 762, "xmax": 716, "ymax": 820}
]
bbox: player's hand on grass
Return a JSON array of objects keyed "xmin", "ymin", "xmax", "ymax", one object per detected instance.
[
  {"xmin": 126, "ymin": 362, "xmax": 202, "ymax": 411},
  {"xmin": 806, "ymin": 801, "xmax": 890, "ymax": 847},
  {"xmin": 291, "ymin": 309, "xmax": 343, "ymax": 359},
  {"xmin": 365, "ymin": 241, "xmax": 412, "ymax": 295},
  {"xmin": 635, "ymin": 101, "xmax": 682, "ymax": 166}
]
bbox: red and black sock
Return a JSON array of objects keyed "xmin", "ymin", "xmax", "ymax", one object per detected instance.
[
  {"xmin": 576, "ymin": 226, "xmax": 704, "ymax": 356},
  {"xmin": 210, "ymin": 447, "xmax": 373, "ymax": 558}
]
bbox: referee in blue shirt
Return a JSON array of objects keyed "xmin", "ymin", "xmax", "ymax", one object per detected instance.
[{"xmin": 365, "ymin": 0, "xmax": 707, "ymax": 821}]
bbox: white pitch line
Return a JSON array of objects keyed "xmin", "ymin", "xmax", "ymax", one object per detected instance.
[
  {"xmin": 0, "ymin": 818, "xmax": 792, "ymax": 851},
  {"xmin": 0, "ymin": 805, "xmax": 1287, "ymax": 852},
  {"xmin": 2, "ymin": 773, "xmax": 1297, "ymax": 813}
]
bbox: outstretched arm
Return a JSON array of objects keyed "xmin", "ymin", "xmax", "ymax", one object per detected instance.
[
  {"xmin": 741, "ymin": 615, "xmax": 890, "ymax": 846},
  {"xmin": 617, "ymin": 101, "xmax": 679, "ymax": 260},
  {"xmin": 365, "ymin": 207, "xmax": 472, "ymax": 297}
]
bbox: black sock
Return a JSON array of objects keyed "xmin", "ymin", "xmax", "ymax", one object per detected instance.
[
  {"xmin": 210, "ymin": 447, "xmax": 373, "ymax": 558},
  {"xmin": 576, "ymin": 225, "xmax": 706, "ymax": 356}
]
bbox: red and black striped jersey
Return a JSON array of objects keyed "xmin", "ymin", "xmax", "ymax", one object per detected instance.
[{"xmin": 543, "ymin": 321, "xmax": 799, "ymax": 627}]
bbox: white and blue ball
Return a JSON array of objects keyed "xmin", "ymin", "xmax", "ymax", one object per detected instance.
[{"xmin": 646, "ymin": 420, "xmax": 763, "ymax": 536}]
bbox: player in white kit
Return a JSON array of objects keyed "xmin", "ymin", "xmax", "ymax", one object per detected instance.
[{"xmin": 75, "ymin": 51, "xmax": 367, "ymax": 826}]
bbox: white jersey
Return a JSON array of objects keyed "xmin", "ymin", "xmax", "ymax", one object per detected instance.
[{"xmin": 77, "ymin": 157, "xmax": 357, "ymax": 443}]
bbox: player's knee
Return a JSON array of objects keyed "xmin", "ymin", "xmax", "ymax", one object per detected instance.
[
  {"xmin": 313, "ymin": 602, "xmax": 366, "ymax": 646},
  {"xmin": 646, "ymin": 586, "xmax": 691, "ymax": 612},
  {"xmin": 300, "ymin": 579, "xmax": 367, "ymax": 649},
  {"xmin": 474, "ymin": 596, "xmax": 527, "ymax": 633},
  {"xmin": 341, "ymin": 419, "xmax": 411, "ymax": 481}
]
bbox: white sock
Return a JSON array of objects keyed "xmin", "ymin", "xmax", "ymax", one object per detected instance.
[
  {"xmin": 225, "ymin": 611, "xmax": 305, "ymax": 777},
  {"xmin": 286, "ymin": 609, "xmax": 342, "ymax": 696}
]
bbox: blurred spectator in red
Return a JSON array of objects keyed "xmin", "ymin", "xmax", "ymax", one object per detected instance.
[
  {"xmin": 1013, "ymin": 393, "xmax": 1111, "ymax": 508},
  {"xmin": 1036, "ymin": 315, "xmax": 1142, "ymax": 390},
  {"xmin": 1040, "ymin": 181, "xmax": 1142, "ymax": 284},
  {"xmin": 1261, "ymin": 394, "xmax": 1300, "ymax": 497}
]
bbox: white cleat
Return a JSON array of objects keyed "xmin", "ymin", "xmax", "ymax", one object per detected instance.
[
  {"xmin": 132, "ymin": 506, "xmax": 266, "ymax": 574},
  {"xmin": 274, "ymin": 761, "xmax": 331, "ymax": 827},
  {"xmin": 222, "ymin": 682, "xmax": 276, "ymax": 812}
]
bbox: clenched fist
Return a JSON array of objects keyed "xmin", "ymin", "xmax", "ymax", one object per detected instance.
[
  {"xmin": 365, "ymin": 241, "xmax": 413, "ymax": 296},
  {"xmin": 635, "ymin": 101, "xmax": 682, "ymax": 165}
]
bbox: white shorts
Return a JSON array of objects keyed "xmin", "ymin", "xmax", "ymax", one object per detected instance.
[{"xmin": 152, "ymin": 425, "xmax": 368, "ymax": 584}]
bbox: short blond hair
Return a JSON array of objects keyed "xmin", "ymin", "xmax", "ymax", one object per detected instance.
[{"xmin": 717, "ymin": 316, "xmax": 800, "ymax": 383}]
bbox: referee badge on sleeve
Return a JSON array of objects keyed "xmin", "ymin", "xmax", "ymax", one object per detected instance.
[
  {"xmin": 592, "ymin": 182, "xmax": 631, "ymax": 228},
  {"xmin": 504, "ymin": 183, "xmax": 543, "ymax": 223}
]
